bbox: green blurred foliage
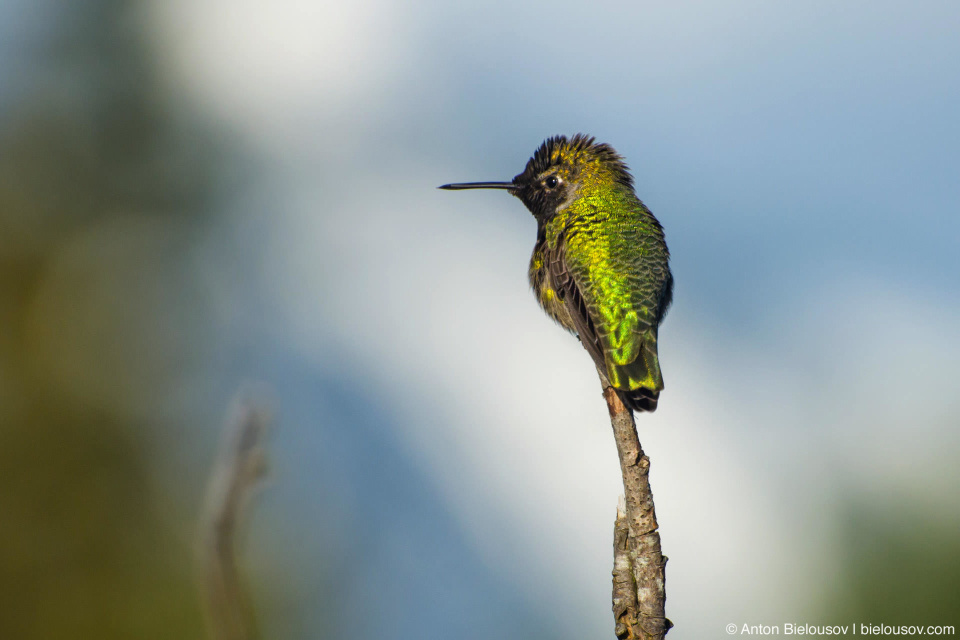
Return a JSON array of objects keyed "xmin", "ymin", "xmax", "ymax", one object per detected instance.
[
  {"xmin": 0, "ymin": 0, "xmax": 230, "ymax": 637},
  {"xmin": 820, "ymin": 497, "xmax": 960, "ymax": 632}
]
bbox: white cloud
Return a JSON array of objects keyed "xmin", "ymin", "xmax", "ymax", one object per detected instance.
[
  {"xmin": 258, "ymin": 167, "xmax": 843, "ymax": 633},
  {"xmin": 147, "ymin": 0, "xmax": 410, "ymax": 146}
]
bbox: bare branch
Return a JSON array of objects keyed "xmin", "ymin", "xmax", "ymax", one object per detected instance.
[
  {"xmin": 613, "ymin": 496, "xmax": 641, "ymax": 638},
  {"xmin": 198, "ymin": 394, "xmax": 271, "ymax": 640},
  {"xmin": 605, "ymin": 386, "xmax": 671, "ymax": 639}
]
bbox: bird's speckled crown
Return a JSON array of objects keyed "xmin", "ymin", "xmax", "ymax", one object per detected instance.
[{"xmin": 516, "ymin": 133, "xmax": 634, "ymax": 189}]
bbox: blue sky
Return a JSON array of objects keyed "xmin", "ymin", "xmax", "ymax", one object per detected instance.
[
  {"xmin": 141, "ymin": 1, "xmax": 960, "ymax": 636},
  {"xmin": 7, "ymin": 0, "xmax": 956, "ymax": 637}
]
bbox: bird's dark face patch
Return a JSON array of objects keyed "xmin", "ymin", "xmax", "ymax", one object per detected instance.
[{"xmin": 512, "ymin": 161, "xmax": 580, "ymax": 221}]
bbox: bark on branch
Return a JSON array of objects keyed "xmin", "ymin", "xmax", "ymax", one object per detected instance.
[{"xmin": 604, "ymin": 386, "xmax": 671, "ymax": 639}]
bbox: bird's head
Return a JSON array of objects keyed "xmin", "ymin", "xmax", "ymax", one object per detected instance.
[{"xmin": 440, "ymin": 134, "xmax": 634, "ymax": 221}]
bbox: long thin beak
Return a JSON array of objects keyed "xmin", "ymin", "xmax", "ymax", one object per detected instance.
[{"xmin": 438, "ymin": 181, "xmax": 515, "ymax": 190}]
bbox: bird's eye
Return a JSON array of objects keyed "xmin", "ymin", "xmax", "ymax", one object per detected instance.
[{"xmin": 544, "ymin": 176, "xmax": 559, "ymax": 189}]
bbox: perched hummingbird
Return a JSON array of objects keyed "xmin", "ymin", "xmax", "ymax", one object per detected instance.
[{"xmin": 440, "ymin": 134, "xmax": 673, "ymax": 411}]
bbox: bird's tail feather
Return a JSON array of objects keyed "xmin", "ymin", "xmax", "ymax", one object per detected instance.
[
  {"xmin": 617, "ymin": 386, "xmax": 660, "ymax": 412},
  {"xmin": 607, "ymin": 339, "xmax": 663, "ymax": 413}
]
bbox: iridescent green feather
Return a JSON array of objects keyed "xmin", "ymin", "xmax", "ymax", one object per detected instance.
[{"xmin": 562, "ymin": 192, "xmax": 666, "ymax": 398}]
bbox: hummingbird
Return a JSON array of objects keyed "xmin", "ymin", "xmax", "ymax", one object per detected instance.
[{"xmin": 440, "ymin": 134, "xmax": 673, "ymax": 412}]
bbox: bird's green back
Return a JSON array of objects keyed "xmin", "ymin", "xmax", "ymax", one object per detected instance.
[{"xmin": 549, "ymin": 180, "xmax": 669, "ymax": 395}]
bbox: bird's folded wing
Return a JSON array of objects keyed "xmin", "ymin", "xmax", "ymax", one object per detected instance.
[{"xmin": 560, "ymin": 231, "xmax": 663, "ymax": 394}]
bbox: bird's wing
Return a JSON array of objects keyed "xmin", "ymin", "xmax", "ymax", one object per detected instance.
[
  {"xmin": 558, "ymin": 214, "xmax": 666, "ymax": 401},
  {"xmin": 547, "ymin": 241, "xmax": 606, "ymax": 373}
]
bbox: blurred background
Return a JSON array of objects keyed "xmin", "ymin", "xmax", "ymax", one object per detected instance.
[{"xmin": 1, "ymin": 0, "xmax": 958, "ymax": 637}]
